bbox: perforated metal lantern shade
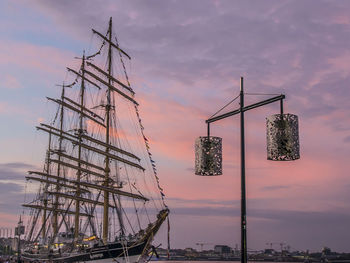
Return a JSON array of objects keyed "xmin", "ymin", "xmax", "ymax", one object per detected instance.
[
  {"xmin": 195, "ymin": 136, "xmax": 222, "ymax": 176},
  {"xmin": 266, "ymin": 113, "xmax": 300, "ymax": 161}
]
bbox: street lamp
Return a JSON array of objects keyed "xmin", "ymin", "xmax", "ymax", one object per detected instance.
[{"xmin": 195, "ymin": 77, "xmax": 299, "ymax": 263}]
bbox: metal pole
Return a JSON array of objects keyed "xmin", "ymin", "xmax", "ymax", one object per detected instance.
[
  {"xmin": 240, "ymin": 77, "xmax": 247, "ymax": 263},
  {"xmin": 280, "ymin": 98, "xmax": 284, "ymax": 115}
]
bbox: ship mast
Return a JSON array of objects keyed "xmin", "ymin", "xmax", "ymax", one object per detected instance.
[
  {"xmin": 103, "ymin": 17, "xmax": 113, "ymax": 245},
  {"xmin": 75, "ymin": 54, "xmax": 86, "ymax": 239},
  {"xmin": 53, "ymin": 84, "xmax": 66, "ymax": 236},
  {"xmin": 42, "ymin": 132, "xmax": 52, "ymax": 240}
]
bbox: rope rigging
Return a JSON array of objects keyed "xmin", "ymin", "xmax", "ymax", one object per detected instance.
[
  {"xmin": 209, "ymin": 91, "xmax": 283, "ymax": 120},
  {"xmin": 209, "ymin": 93, "xmax": 240, "ymax": 119},
  {"xmin": 244, "ymin": 92, "xmax": 282, "ymax": 96}
]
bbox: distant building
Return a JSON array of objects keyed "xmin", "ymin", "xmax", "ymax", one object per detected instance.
[
  {"xmin": 184, "ymin": 247, "xmax": 198, "ymax": 258},
  {"xmin": 214, "ymin": 245, "xmax": 232, "ymax": 254},
  {"xmin": 0, "ymin": 237, "xmax": 15, "ymax": 255},
  {"xmin": 322, "ymin": 247, "xmax": 332, "ymax": 255},
  {"xmin": 185, "ymin": 247, "xmax": 196, "ymax": 253},
  {"xmin": 264, "ymin": 248, "xmax": 275, "ymax": 255}
]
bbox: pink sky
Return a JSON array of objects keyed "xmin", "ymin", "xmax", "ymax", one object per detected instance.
[{"xmin": 0, "ymin": 0, "xmax": 350, "ymax": 252}]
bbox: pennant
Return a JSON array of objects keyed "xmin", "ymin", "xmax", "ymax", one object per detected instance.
[{"xmin": 133, "ymin": 101, "xmax": 168, "ymax": 209}]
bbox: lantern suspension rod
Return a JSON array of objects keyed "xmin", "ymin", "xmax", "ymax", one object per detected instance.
[
  {"xmin": 280, "ymin": 98, "xmax": 284, "ymax": 115},
  {"xmin": 207, "ymin": 122, "xmax": 210, "ymax": 139},
  {"xmin": 205, "ymin": 94, "xmax": 286, "ymax": 124}
]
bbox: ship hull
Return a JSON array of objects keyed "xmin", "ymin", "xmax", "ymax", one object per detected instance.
[
  {"xmin": 22, "ymin": 209, "xmax": 168, "ymax": 263},
  {"xmin": 89, "ymin": 255, "xmax": 142, "ymax": 263},
  {"xmin": 22, "ymin": 239, "xmax": 148, "ymax": 263}
]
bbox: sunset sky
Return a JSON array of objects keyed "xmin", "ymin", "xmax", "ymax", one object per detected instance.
[{"xmin": 1, "ymin": 0, "xmax": 350, "ymax": 253}]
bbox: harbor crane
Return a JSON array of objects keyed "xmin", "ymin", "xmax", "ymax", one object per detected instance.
[
  {"xmin": 266, "ymin": 242, "xmax": 289, "ymax": 252},
  {"xmin": 266, "ymin": 242, "xmax": 279, "ymax": 250}
]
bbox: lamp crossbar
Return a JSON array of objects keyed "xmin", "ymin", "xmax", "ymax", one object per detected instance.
[{"xmin": 206, "ymin": 94, "xmax": 285, "ymax": 124}]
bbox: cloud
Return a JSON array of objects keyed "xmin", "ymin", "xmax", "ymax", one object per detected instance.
[
  {"xmin": 0, "ymin": 40, "xmax": 76, "ymax": 77},
  {"xmin": 260, "ymin": 185, "xmax": 291, "ymax": 191},
  {"xmin": 1, "ymin": 162, "xmax": 36, "ymax": 169},
  {"xmin": 26, "ymin": 1, "xmax": 350, "ymax": 131},
  {"xmin": 0, "ymin": 162, "xmax": 36, "ymax": 181},
  {"xmin": 0, "ymin": 181, "xmax": 22, "ymax": 192},
  {"xmin": 0, "ymin": 163, "xmax": 38, "ymax": 216},
  {"xmin": 0, "ymin": 182, "xmax": 35, "ymax": 215},
  {"xmin": 0, "ymin": 74, "xmax": 22, "ymax": 89},
  {"xmin": 344, "ymin": 136, "xmax": 350, "ymax": 143},
  {"xmin": 167, "ymin": 197, "xmax": 240, "ymax": 207},
  {"xmin": 171, "ymin": 204, "xmax": 350, "ymax": 224}
]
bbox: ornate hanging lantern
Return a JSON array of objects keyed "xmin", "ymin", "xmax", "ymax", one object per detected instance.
[
  {"xmin": 266, "ymin": 113, "xmax": 300, "ymax": 161},
  {"xmin": 195, "ymin": 136, "xmax": 222, "ymax": 176}
]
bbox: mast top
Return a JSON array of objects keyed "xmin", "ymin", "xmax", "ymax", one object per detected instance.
[{"xmin": 91, "ymin": 17, "xmax": 131, "ymax": 60}]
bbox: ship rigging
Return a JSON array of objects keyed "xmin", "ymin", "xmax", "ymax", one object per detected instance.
[{"xmin": 21, "ymin": 17, "xmax": 169, "ymax": 263}]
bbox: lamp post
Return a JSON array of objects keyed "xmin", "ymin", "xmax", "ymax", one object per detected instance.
[{"xmin": 195, "ymin": 77, "xmax": 299, "ymax": 263}]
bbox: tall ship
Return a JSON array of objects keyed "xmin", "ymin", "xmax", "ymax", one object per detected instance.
[{"xmin": 21, "ymin": 17, "xmax": 169, "ymax": 262}]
